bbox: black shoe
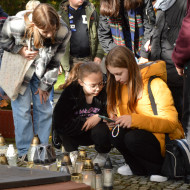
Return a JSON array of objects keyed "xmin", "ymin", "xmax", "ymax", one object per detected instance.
[{"xmin": 52, "ymin": 129, "xmax": 62, "ymax": 149}]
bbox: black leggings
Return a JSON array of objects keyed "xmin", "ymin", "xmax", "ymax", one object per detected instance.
[
  {"xmin": 59, "ymin": 122, "xmax": 111, "ymax": 153},
  {"xmin": 110, "ymin": 128, "xmax": 163, "ymax": 175}
]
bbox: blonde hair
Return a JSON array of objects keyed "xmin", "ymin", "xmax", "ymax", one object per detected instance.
[
  {"xmin": 24, "ymin": 3, "xmax": 60, "ymax": 49},
  {"xmin": 26, "ymin": 0, "xmax": 40, "ymax": 10}
]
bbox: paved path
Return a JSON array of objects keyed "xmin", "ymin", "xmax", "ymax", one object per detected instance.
[
  {"xmin": 83, "ymin": 146, "xmax": 190, "ymax": 190},
  {"xmin": 54, "ymin": 92, "xmax": 190, "ymax": 190}
]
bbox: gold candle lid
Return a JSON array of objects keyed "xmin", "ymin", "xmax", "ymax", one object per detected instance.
[
  {"xmin": 71, "ymin": 173, "xmax": 83, "ymax": 183},
  {"xmin": 31, "ymin": 135, "xmax": 40, "ymax": 146},
  {"xmin": 0, "ymin": 154, "xmax": 8, "ymax": 165},
  {"xmin": 0, "ymin": 133, "xmax": 5, "ymax": 146},
  {"xmin": 83, "ymin": 158, "xmax": 93, "ymax": 171},
  {"xmin": 62, "ymin": 152, "xmax": 72, "ymax": 165}
]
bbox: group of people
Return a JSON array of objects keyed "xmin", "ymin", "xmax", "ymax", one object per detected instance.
[{"xmin": 0, "ymin": 0, "xmax": 190, "ymax": 183}]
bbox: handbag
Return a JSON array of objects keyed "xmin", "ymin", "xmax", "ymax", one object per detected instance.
[
  {"xmin": 0, "ymin": 51, "xmax": 33, "ymax": 100},
  {"xmin": 148, "ymin": 76, "xmax": 190, "ymax": 183}
]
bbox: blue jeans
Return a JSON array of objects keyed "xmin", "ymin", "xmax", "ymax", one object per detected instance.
[
  {"xmin": 11, "ymin": 74, "xmax": 53, "ymax": 157},
  {"xmin": 49, "ymin": 87, "xmax": 54, "ymax": 106}
]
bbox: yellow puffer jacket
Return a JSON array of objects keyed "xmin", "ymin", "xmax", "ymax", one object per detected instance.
[{"xmin": 116, "ymin": 61, "xmax": 184, "ymax": 156}]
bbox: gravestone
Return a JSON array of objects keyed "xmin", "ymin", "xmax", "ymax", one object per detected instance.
[{"xmin": 0, "ymin": 165, "xmax": 70, "ymax": 189}]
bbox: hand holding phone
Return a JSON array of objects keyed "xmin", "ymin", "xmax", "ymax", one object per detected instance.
[{"xmin": 98, "ymin": 115, "xmax": 115, "ymax": 123}]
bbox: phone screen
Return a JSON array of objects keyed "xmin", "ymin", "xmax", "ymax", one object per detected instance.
[{"xmin": 98, "ymin": 115, "xmax": 115, "ymax": 123}]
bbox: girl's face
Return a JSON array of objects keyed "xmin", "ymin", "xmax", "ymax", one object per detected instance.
[
  {"xmin": 69, "ymin": 0, "xmax": 84, "ymax": 9},
  {"xmin": 79, "ymin": 72, "xmax": 104, "ymax": 96},
  {"xmin": 107, "ymin": 65, "xmax": 128, "ymax": 84},
  {"xmin": 35, "ymin": 26, "xmax": 55, "ymax": 38}
]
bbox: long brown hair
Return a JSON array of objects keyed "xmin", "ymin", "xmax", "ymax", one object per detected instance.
[
  {"xmin": 105, "ymin": 46, "xmax": 143, "ymax": 114},
  {"xmin": 62, "ymin": 62, "xmax": 103, "ymax": 89},
  {"xmin": 100, "ymin": 0, "xmax": 143, "ymax": 17},
  {"xmin": 24, "ymin": 3, "xmax": 60, "ymax": 49}
]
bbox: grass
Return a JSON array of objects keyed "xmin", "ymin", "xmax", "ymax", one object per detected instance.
[{"xmin": 54, "ymin": 73, "xmax": 65, "ymax": 92}]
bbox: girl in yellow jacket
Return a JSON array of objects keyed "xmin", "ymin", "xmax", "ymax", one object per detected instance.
[{"xmin": 105, "ymin": 46, "xmax": 184, "ymax": 182}]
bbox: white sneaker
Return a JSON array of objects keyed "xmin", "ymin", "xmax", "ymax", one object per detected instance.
[
  {"xmin": 117, "ymin": 164, "xmax": 133, "ymax": 176},
  {"xmin": 93, "ymin": 153, "xmax": 108, "ymax": 167},
  {"xmin": 69, "ymin": 151, "xmax": 78, "ymax": 166},
  {"xmin": 150, "ymin": 175, "xmax": 168, "ymax": 182}
]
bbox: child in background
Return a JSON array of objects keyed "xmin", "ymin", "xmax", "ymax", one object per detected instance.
[
  {"xmin": 58, "ymin": 0, "xmax": 104, "ymax": 81},
  {"xmin": 0, "ymin": 3, "xmax": 71, "ymax": 163},
  {"xmin": 16, "ymin": 0, "xmax": 40, "ymax": 17},
  {"xmin": 98, "ymin": 0, "xmax": 155, "ymax": 63},
  {"xmin": 105, "ymin": 46, "xmax": 184, "ymax": 182},
  {"xmin": 53, "ymin": 62, "xmax": 111, "ymax": 167}
]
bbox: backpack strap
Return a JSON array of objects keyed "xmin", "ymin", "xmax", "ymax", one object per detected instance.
[
  {"xmin": 148, "ymin": 75, "xmax": 158, "ymax": 115},
  {"xmin": 148, "ymin": 76, "xmax": 170, "ymax": 142}
]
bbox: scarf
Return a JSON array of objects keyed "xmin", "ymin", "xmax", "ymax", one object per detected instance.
[{"xmin": 107, "ymin": 7, "xmax": 144, "ymax": 56}]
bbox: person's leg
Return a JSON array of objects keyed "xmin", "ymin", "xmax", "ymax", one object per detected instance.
[
  {"xmin": 90, "ymin": 122, "xmax": 112, "ymax": 153},
  {"xmin": 111, "ymin": 128, "xmax": 163, "ymax": 175},
  {"xmin": 59, "ymin": 130, "xmax": 94, "ymax": 152},
  {"xmin": 168, "ymin": 84, "xmax": 183, "ymax": 122},
  {"xmin": 182, "ymin": 63, "xmax": 190, "ymax": 137},
  {"xmin": 161, "ymin": 41, "xmax": 183, "ymax": 121},
  {"xmin": 59, "ymin": 122, "xmax": 111, "ymax": 153},
  {"xmin": 11, "ymin": 83, "xmax": 33, "ymax": 157},
  {"xmin": 31, "ymin": 74, "xmax": 52, "ymax": 144}
]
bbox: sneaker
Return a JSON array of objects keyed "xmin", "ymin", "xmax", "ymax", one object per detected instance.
[
  {"xmin": 150, "ymin": 175, "xmax": 168, "ymax": 182},
  {"xmin": 69, "ymin": 151, "xmax": 78, "ymax": 166},
  {"xmin": 17, "ymin": 154, "xmax": 28, "ymax": 167},
  {"xmin": 117, "ymin": 164, "xmax": 133, "ymax": 176},
  {"xmin": 93, "ymin": 153, "xmax": 108, "ymax": 167}
]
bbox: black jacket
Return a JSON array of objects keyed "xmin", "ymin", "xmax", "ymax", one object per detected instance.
[
  {"xmin": 53, "ymin": 82, "xmax": 107, "ymax": 137},
  {"xmin": 149, "ymin": 0, "xmax": 186, "ymax": 86}
]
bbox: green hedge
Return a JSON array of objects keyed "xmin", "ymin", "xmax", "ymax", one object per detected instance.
[{"xmin": 1, "ymin": 0, "xmax": 100, "ymax": 15}]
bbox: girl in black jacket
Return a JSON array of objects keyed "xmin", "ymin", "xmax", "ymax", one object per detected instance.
[{"xmin": 52, "ymin": 62, "xmax": 111, "ymax": 166}]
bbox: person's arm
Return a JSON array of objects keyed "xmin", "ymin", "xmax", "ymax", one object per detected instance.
[
  {"xmin": 0, "ymin": 17, "xmax": 24, "ymax": 54},
  {"xmin": 38, "ymin": 23, "xmax": 71, "ymax": 92},
  {"xmin": 140, "ymin": 0, "xmax": 156, "ymax": 59},
  {"xmin": 98, "ymin": 15, "xmax": 117, "ymax": 53},
  {"xmin": 53, "ymin": 86, "xmax": 87, "ymax": 137},
  {"xmin": 131, "ymin": 78, "xmax": 182, "ymax": 134},
  {"xmin": 172, "ymin": 0, "xmax": 190, "ymax": 68},
  {"xmin": 92, "ymin": 11, "xmax": 105, "ymax": 60}
]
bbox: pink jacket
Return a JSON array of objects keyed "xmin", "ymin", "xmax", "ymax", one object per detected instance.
[{"xmin": 172, "ymin": 0, "xmax": 190, "ymax": 68}]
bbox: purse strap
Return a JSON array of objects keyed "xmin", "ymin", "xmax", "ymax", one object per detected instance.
[{"xmin": 148, "ymin": 76, "xmax": 170, "ymax": 143}]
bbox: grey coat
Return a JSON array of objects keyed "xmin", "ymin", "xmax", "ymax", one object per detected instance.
[{"xmin": 0, "ymin": 15, "xmax": 71, "ymax": 93}]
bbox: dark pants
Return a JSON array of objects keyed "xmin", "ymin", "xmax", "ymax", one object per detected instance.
[
  {"xmin": 59, "ymin": 122, "xmax": 111, "ymax": 153},
  {"xmin": 110, "ymin": 128, "xmax": 163, "ymax": 175},
  {"xmin": 182, "ymin": 63, "xmax": 190, "ymax": 134},
  {"xmin": 150, "ymin": 40, "xmax": 184, "ymax": 121}
]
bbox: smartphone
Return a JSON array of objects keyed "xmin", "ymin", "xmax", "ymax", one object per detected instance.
[{"xmin": 98, "ymin": 115, "xmax": 115, "ymax": 123}]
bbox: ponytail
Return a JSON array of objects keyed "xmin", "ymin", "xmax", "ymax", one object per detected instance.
[
  {"xmin": 62, "ymin": 62, "xmax": 84, "ymax": 89},
  {"xmin": 61, "ymin": 62, "xmax": 103, "ymax": 89}
]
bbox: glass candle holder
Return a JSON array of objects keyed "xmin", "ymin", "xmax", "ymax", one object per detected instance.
[{"xmin": 71, "ymin": 173, "xmax": 83, "ymax": 183}]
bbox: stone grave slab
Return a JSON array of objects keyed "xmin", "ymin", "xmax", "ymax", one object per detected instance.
[{"xmin": 0, "ymin": 165, "xmax": 71, "ymax": 189}]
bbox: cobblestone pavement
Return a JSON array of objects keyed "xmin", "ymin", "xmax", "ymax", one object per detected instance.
[
  {"xmin": 53, "ymin": 92, "xmax": 190, "ymax": 190},
  {"xmin": 82, "ymin": 146, "xmax": 190, "ymax": 190}
]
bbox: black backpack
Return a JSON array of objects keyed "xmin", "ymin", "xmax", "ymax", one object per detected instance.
[{"xmin": 148, "ymin": 76, "xmax": 190, "ymax": 183}]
